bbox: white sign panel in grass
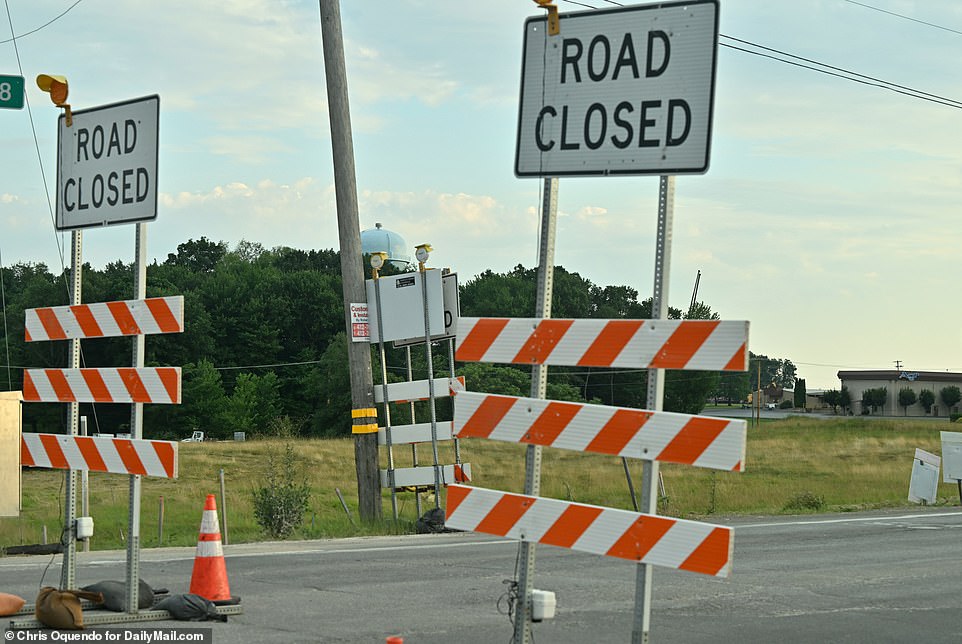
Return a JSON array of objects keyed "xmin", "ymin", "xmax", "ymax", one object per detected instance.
[{"xmin": 908, "ymin": 448, "xmax": 940, "ymax": 505}]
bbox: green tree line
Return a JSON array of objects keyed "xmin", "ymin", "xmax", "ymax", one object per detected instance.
[{"xmin": 0, "ymin": 239, "xmax": 789, "ymax": 439}]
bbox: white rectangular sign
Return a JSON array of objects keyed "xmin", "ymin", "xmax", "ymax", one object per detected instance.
[
  {"xmin": 350, "ymin": 302, "xmax": 369, "ymax": 343},
  {"xmin": 908, "ymin": 448, "xmax": 940, "ymax": 505},
  {"xmin": 940, "ymin": 431, "xmax": 962, "ymax": 483},
  {"xmin": 393, "ymin": 272, "xmax": 460, "ymax": 348},
  {"xmin": 515, "ymin": 1, "xmax": 718, "ymax": 177},
  {"xmin": 57, "ymin": 95, "xmax": 159, "ymax": 230}
]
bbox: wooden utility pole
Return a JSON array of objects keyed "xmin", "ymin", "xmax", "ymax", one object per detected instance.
[{"xmin": 319, "ymin": 0, "xmax": 380, "ymax": 521}]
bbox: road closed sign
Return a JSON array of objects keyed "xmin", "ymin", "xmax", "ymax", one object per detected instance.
[
  {"xmin": 515, "ymin": 1, "xmax": 718, "ymax": 177},
  {"xmin": 56, "ymin": 95, "xmax": 159, "ymax": 230}
]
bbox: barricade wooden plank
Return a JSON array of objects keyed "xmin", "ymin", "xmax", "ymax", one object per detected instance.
[
  {"xmin": 379, "ymin": 463, "xmax": 471, "ymax": 488},
  {"xmin": 20, "ymin": 433, "xmax": 178, "ymax": 478},
  {"xmin": 455, "ymin": 317, "xmax": 748, "ymax": 371},
  {"xmin": 25, "ymin": 296, "xmax": 184, "ymax": 342},
  {"xmin": 445, "ymin": 485, "xmax": 732, "ymax": 577},
  {"xmin": 373, "ymin": 376, "xmax": 465, "ymax": 404},
  {"xmin": 22, "ymin": 368, "xmax": 181, "ymax": 404},
  {"xmin": 454, "ymin": 391, "xmax": 745, "ymax": 471},
  {"xmin": 377, "ymin": 422, "xmax": 455, "ymax": 446}
]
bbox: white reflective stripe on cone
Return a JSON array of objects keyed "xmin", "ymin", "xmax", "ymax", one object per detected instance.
[
  {"xmin": 196, "ymin": 539, "xmax": 224, "ymax": 558},
  {"xmin": 200, "ymin": 511, "xmax": 220, "ymax": 534}
]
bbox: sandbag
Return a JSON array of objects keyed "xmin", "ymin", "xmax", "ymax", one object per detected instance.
[
  {"xmin": 35, "ymin": 587, "xmax": 103, "ymax": 630},
  {"xmin": 154, "ymin": 594, "xmax": 226, "ymax": 622},
  {"xmin": 0, "ymin": 592, "xmax": 25, "ymax": 616},
  {"xmin": 81, "ymin": 579, "xmax": 155, "ymax": 612}
]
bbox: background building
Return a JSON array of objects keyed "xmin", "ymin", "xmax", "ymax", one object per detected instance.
[{"xmin": 837, "ymin": 370, "xmax": 962, "ymax": 417}]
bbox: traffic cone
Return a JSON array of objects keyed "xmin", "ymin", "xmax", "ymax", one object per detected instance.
[{"xmin": 189, "ymin": 494, "xmax": 232, "ymax": 602}]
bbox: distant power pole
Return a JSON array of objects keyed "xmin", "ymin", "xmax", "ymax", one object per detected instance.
[
  {"xmin": 894, "ymin": 360, "xmax": 903, "ymax": 371},
  {"xmin": 319, "ymin": 0, "xmax": 381, "ymax": 521}
]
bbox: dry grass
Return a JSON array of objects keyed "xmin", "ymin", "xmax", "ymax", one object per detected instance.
[{"xmin": 3, "ymin": 416, "xmax": 957, "ymax": 551}]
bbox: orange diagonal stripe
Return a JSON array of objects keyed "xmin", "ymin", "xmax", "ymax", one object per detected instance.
[
  {"xmin": 606, "ymin": 515, "xmax": 674, "ymax": 561},
  {"xmin": 47, "ymin": 370, "xmax": 76, "ymax": 402},
  {"xmin": 157, "ymin": 368, "xmax": 181, "ymax": 403},
  {"xmin": 445, "ymin": 484, "xmax": 471, "ymax": 519},
  {"xmin": 650, "ymin": 321, "xmax": 719, "ymax": 369},
  {"xmin": 512, "ymin": 319, "xmax": 573, "ymax": 364},
  {"xmin": 71, "ymin": 304, "xmax": 105, "ymax": 338},
  {"xmin": 22, "ymin": 371, "xmax": 39, "ymax": 401},
  {"xmin": 145, "ymin": 298, "xmax": 182, "ymax": 333},
  {"xmin": 35, "ymin": 308, "xmax": 67, "ymax": 340},
  {"xmin": 21, "ymin": 436, "xmax": 35, "ymax": 466},
  {"xmin": 153, "ymin": 442, "xmax": 176, "ymax": 478},
  {"xmin": 475, "ymin": 493, "xmax": 532, "ymax": 537},
  {"xmin": 523, "ymin": 401, "xmax": 579, "ymax": 446},
  {"xmin": 39, "ymin": 434, "xmax": 69, "ymax": 469},
  {"xmin": 107, "ymin": 301, "xmax": 141, "ymax": 335},
  {"xmin": 724, "ymin": 342, "xmax": 747, "ymax": 371},
  {"xmin": 679, "ymin": 527, "xmax": 731, "ymax": 576},
  {"xmin": 578, "ymin": 320, "xmax": 643, "ymax": 366},
  {"xmin": 656, "ymin": 417, "xmax": 729, "ymax": 466},
  {"xmin": 81, "ymin": 369, "xmax": 113, "ymax": 403},
  {"xmin": 585, "ymin": 409, "xmax": 651, "ymax": 455},
  {"xmin": 75, "ymin": 436, "xmax": 108, "ymax": 473},
  {"xmin": 118, "ymin": 368, "xmax": 149, "ymax": 402},
  {"xmin": 458, "ymin": 395, "xmax": 517, "ymax": 439},
  {"xmin": 540, "ymin": 505, "xmax": 603, "ymax": 549},
  {"xmin": 114, "ymin": 438, "xmax": 147, "ymax": 476},
  {"xmin": 456, "ymin": 318, "xmax": 509, "ymax": 362}
]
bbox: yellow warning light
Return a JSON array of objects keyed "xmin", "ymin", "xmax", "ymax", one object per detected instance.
[
  {"xmin": 533, "ymin": 0, "xmax": 560, "ymax": 36},
  {"xmin": 36, "ymin": 74, "xmax": 72, "ymax": 126}
]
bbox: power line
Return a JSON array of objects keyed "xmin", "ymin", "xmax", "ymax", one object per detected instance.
[
  {"xmin": 843, "ymin": 0, "xmax": 962, "ymax": 37},
  {"xmin": 556, "ymin": 0, "xmax": 962, "ymax": 110},
  {"xmin": 0, "ymin": 0, "xmax": 84, "ymax": 44}
]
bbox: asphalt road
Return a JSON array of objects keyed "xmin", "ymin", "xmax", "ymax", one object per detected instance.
[{"xmin": 3, "ymin": 507, "xmax": 961, "ymax": 643}]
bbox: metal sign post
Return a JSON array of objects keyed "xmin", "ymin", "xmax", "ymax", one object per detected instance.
[
  {"xmin": 513, "ymin": 176, "xmax": 558, "ymax": 644},
  {"xmin": 60, "ymin": 230, "xmax": 83, "ymax": 591},
  {"xmin": 416, "ymin": 247, "xmax": 443, "ymax": 508},
  {"xmin": 633, "ymin": 176, "xmax": 675, "ymax": 644},
  {"xmin": 126, "ymin": 222, "xmax": 147, "ymax": 613},
  {"xmin": 370, "ymin": 267, "xmax": 399, "ymax": 520}
]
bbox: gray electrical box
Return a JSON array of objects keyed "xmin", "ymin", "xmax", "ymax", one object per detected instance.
[{"xmin": 366, "ymin": 270, "xmax": 444, "ymax": 344}]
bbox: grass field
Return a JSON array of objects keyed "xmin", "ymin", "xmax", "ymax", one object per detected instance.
[{"xmin": 3, "ymin": 416, "xmax": 957, "ymax": 551}]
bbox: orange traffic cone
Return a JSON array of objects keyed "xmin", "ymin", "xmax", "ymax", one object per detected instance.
[{"xmin": 189, "ymin": 494, "xmax": 232, "ymax": 602}]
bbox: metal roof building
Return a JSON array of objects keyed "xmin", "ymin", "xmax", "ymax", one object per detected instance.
[{"xmin": 837, "ymin": 370, "xmax": 962, "ymax": 417}]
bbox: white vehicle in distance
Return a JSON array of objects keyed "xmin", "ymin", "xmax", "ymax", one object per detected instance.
[{"xmin": 182, "ymin": 430, "xmax": 205, "ymax": 442}]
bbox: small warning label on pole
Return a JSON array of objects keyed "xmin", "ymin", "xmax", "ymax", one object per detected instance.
[{"xmin": 350, "ymin": 303, "xmax": 369, "ymax": 342}]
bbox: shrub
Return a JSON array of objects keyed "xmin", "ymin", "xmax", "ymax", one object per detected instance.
[
  {"xmin": 779, "ymin": 400, "xmax": 793, "ymax": 409},
  {"xmin": 251, "ymin": 442, "xmax": 311, "ymax": 539},
  {"xmin": 783, "ymin": 491, "xmax": 825, "ymax": 512}
]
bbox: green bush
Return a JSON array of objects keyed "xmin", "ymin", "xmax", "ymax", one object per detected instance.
[
  {"xmin": 251, "ymin": 442, "xmax": 311, "ymax": 539},
  {"xmin": 783, "ymin": 491, "xmax": 825, "ymax": 512}
]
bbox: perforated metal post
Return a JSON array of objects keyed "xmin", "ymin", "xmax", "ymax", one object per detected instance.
[
  {"xmin": 418, "ymin": 254, "xmax": 442, "ymax": 508},
  {"xmin": 405, "ymin": 346, "xmax": 422, "ymax": 517},
  {"xmin": 632, "ymin": 175, "xmax": 675, "ymax": 644},
  {"xmin": 60, "ymin": 230, "xmax": 82, "ymax": 591},
  {"xmin": 513, "ymin": 176, "xmax": 558, "ymax": 644},
  {"xmin": 126, "ymin": 222, "xmax": 147, "ymax": 613},
  {"xmin": 372, "ymin": 273, "xmax": 399, "ymax": 520}
]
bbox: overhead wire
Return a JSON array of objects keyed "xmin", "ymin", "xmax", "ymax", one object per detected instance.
[
  {"xmin": 0, "ymin": 0, "xmax": 84, "ymax": 44},
  {"xmin": 842, "ymin": 0, "xmax": 962, "ymax": 37},
  {"xmin": 556, "ymin": 0, "xmax": 962, "ymax": 111}
]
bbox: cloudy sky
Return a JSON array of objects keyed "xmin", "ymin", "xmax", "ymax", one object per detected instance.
[{"xmin": 1, "ymin": 0, "xmax": 961, "ymax": 389}]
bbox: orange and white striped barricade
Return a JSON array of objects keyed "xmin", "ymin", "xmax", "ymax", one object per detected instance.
[
  {"xmin": 455, "ymin": 317, "xmax": 748, "ymax": 370},
  {"xmin": 454, "ymin": 391, "xmax": 745, "ymax": 472},
  {"xmin": 22, "ymin": 367, "xmax": 181, "ymax": 404},
  {"xmin": 25, "ymin": 296, "xmax": 184, "ymax": 342},
  {"xmin": 380, "ymin": 463, "xmax": 471, "ymax": 489},
  {"xmin": 21, "ymin": 433, "xmax": 178, "ymax": 478},
  {"xmin": 374, "ymin": 376, "xmax": 466, "ymax": 404},
  {"xmin": 445, "ymin": 485, "xmax": 732, "ymax": 577}
]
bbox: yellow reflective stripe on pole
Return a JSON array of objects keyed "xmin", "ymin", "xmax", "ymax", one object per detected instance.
[
  {"xmin": 351, "ymin": 407, "xmax": 377, "ymax": 419},
  {"xmin": 351, "ymin": 423, "xmax": 379, "ymax": 435}
]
